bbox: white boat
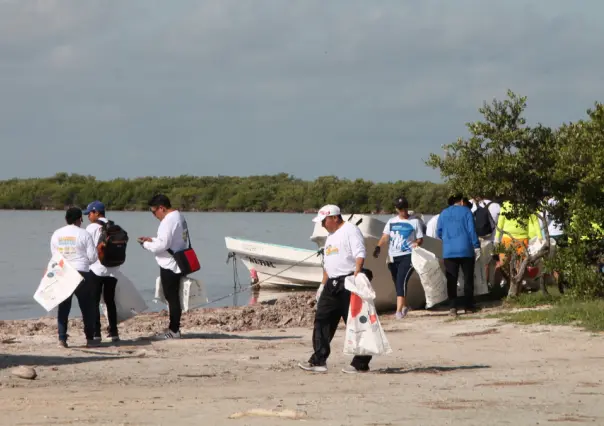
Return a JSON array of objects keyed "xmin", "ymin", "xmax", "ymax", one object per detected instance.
[
  {"xmin": 225, "ymin": 214, "xmax": 444, "ymax": 312},
  {"xmin": 224, "ymin": 237, "xmax": 324, "ymax": 287}
]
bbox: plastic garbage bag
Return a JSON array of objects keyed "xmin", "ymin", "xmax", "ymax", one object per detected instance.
[
  {"xmin": 527, "ymin": 237, "xmax": 545, "ymax": 257},
  {"xmin": 101, "ymin": 271, "xmax": 148, "ymax": 323},
  {"xmin": 458, "ymin": 239, "xmax": 492, "ymax": 296},
  {"xmin": 34, "ymin": 254, "xmax": 83, "ymax": 312},
  {"xmin": 527, "ymin": 237, "xmax": 558, "ymax": 258},
  {"xmin": 411, "ymin": 247, "xmax": 447, "ymax": 308},
  {"xmin": 343, "ymin": 273, "xmax": 392, "ymax": 356},
  {"xmin": 154, "ymin": 276, "xmax": 209, "ymax": 312}
]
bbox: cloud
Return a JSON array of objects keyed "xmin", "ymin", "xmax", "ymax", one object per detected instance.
[{"xmin": 0, "ymin": 0, "xmax": 603, "ymax": 182}]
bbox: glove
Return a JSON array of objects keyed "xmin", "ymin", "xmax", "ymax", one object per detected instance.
[
  {"xmin": 316, "ymin": 284, "xmax": 325, "ymax": 302},
  {"xmin": 474, "ymin": 248, "xmax": 482, "ymax": 261},
  {"xmin": 373, "ymin": 246, "xmax": 381, "ymax": 258}
]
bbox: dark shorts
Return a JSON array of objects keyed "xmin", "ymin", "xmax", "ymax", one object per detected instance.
[{"xmin": 387, "ymin": 254, "xmax": 414, "ymax": 297}]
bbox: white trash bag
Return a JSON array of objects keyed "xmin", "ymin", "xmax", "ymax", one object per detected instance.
[
  {"xmin": 528, "ymin": 237, "xmax": 558, "ymax": 259},
  {"xmin": 411, "ymin": 247, "xmax": 447, "ymax": 308},
  {"xmin": 154, "ymin": 276, "xmax": 208, "ymax": 313},
  {"xmin": 343, "ymin": 273, "xmax": 392, "ymax": 356},
  {"xmin": 527, "ymin": 237, "xmax": 545, "ymax": 257},
  {"xmin": 34, "ymin": 254, "xmax": 83, "ymax": 312},
  {"xmin": 101, "ymin": 271, "xmax": 148, "ymax": 323},
  {"xmin": 457, "ymin": 240, "xmax": 492, "ymax": 296}
]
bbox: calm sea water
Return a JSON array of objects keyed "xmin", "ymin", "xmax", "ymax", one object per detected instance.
[{"xmin": 0, "ymin": 211, "xmax": 399, "ymax": 320}]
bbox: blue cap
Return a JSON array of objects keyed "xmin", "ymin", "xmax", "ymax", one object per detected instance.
[{"xmin": 83, "ymin": 200, "xmax": 105, "ymax": 214}]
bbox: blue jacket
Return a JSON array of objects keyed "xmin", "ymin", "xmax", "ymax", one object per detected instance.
[{"xmin": 436, "ymin": 205, "xmax": 480, "ymax": 259}]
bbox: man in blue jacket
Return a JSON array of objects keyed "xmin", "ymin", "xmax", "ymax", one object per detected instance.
[{"xmin": 436, "ymin": 194, "xmax": 481, "ymax": 316}]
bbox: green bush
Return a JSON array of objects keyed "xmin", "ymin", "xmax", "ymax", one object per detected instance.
[{"xmin": 548, "ymin": 241, "xmax": 604, "ymax": 300}]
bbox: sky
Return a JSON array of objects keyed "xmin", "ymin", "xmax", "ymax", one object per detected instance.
[{"xmin": 1, "ymin": 0, "xmax": 603, "ymax": 183}]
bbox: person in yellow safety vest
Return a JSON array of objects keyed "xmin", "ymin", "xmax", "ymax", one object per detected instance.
[
  {"xmin": 494, "ymin": 202, "xmax": 543, "ymax": 285},
  {"xmin": 495, "ymin": 201, "xmax": 543, "ymax": 254}
]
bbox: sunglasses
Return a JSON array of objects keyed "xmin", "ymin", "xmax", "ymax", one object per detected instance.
[{"xmin": 321, "ymin": 216, "xmax": 334, "ymax": 226}]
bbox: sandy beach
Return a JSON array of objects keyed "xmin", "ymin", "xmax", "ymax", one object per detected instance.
[{"xmin": 1, "ymin": 294, "xmax": 603, "ymax": 425}]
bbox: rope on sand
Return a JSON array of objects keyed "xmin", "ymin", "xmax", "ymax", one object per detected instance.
[{"xmin": 195, "ymin": 248, "xmax": 324, "ymax": 308}]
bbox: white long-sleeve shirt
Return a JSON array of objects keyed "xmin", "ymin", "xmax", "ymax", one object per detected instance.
[
  {"xmin": 50, "ymin": 224, "xmax": 98, "ymax": 272},
  {"xmin": 86, "ymin": 217, "xmax": 119, "ymax": 277},
  {"xmin": 143, "ymin": 210, "xmax": 188, "ymax": 273},
  {"xmin": 426, "ymin": 214, "xmax": 440, "ymax": 239},
  {"xmin": 323, "ymin": 222, "xmax": 366, "ymax": 278}
]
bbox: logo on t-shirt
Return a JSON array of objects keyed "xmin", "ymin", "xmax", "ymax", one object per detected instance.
[
  {"xmin": 389, "ymin": 222, "xmax": 415, "ymax": 254},
  {"xmin": 325, "ymin": 245, "xmax": 340, "ymax": 256},
  {"xmin": 58, "ymin": 236, "xmax": 77, "ymax": 255}
]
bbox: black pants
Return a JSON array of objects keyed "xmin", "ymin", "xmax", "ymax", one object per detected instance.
[
  {"xmin": 57, "ymin": 271, "xmax": 96, "ymax": 342},
  {"xmin": 387, "ymin": 254, "xmax": 413, "ymax": 297},
  {"xmin": 444, "ymin": 257, "xmax": 475, "ymax": 309},
  {"xmin": 309, "ymin": 278, "xmax": 372, "ymax": 370},
  {"xmin": 160, "ymin": 267, "xmax": 183, "ymax": 333},
  {"xmin": 91, "ymin": 273, "xmax": 119, "ymax": 337}
]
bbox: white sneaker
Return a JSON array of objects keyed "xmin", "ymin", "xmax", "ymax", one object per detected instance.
[
  {"xmin": 154, "ymin": 330, "xmax": 181, "ymax": 340},
  {"xmin": 341, "ymin": 365, "xmax": 369, "ymax": 374},
  {"xmin": 298, "ymin": 362, "xmax": 327, "ymax": 373}
]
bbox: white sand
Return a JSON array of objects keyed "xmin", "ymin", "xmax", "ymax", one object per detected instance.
[{"xmin": 1, "ymin": 307, "xmax": 603, "ymax": 425}]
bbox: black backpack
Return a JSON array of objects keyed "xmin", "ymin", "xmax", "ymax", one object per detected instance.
[
  {"xmin": 473, "ymin": 201, "xmax": 495, "ymax": 237},
  {"xmin": 96, "ymin": 219, "xmax": 129, "ymax": 267}
]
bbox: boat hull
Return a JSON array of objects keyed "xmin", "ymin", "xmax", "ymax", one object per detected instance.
[{"xmin": 225, "ymin": 237, "xmax": 323, "ymax": 288}]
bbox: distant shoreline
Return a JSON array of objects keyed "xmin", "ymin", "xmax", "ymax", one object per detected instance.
[
  {"xmin": 0, "ymin": 209, "xmax": 409, "ymax": 215},
  {"xmin": 0, "ymin": 173, "xmax": 446, "ymax": 215}
]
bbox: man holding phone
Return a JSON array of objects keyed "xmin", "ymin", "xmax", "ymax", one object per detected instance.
[{"xmin": 138, "ymin": 194, "xmax": 188, "ymax": 339}]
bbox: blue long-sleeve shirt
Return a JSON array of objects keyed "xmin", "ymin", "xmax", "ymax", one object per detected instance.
[{"xmin": 436, "ymin": 205, "xmax": 480, "ymax": 259}]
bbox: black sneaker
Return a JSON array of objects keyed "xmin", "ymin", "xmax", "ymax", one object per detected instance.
[
  {"xmin": 58, "ymin": 340, "xmax": 68, "ymax": 348},
  {"xmin": 86, "ymin": 339, "xmax": 102, "ymax": 348},
  {"xmin": 107, "ymin": 333, "xmax": 120, "ymax": 343}
]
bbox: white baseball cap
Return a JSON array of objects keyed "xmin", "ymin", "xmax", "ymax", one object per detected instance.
[{"xmin": 312, "ymin": 204, "xmax": 341, "ymax": 223}]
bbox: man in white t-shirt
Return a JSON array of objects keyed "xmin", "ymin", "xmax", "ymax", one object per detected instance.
[
  {"xmin": 298, "ymin": 204, "xmax": 372, "ymax": 374},
  {"xmin": 139, "ymin": 194, "xmax": 188, "ymax": 340},
  {"xmin": 373, "ymin": 196, "xmax": 424, "ymax": 319},
  {"xmin": 50, "ymin": 207, "xmax": 99, "ymax": 348},
  {"xmin": 469, "ymin": 197, "xmax": 501, "ymax": 287},
  {"xmin": 83, "ymin": 200, "xmax": 122, "ymax": 343}
]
